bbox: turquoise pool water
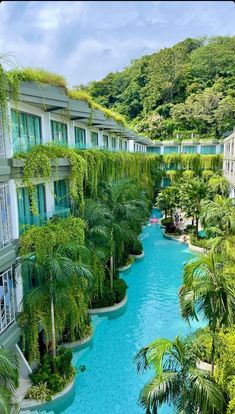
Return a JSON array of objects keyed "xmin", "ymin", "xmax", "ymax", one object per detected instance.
[{"xmin": 36, "ymin": 209, "xmax": 201, "ymax": 414}]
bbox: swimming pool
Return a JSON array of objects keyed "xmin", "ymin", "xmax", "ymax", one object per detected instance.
[{"xmin": 33, "ymin": 208, "xmax": 201, "ymax": 414}]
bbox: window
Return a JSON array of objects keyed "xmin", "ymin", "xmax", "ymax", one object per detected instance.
[
  {"xmin": 0, "ymin": 184, "xmax": 12, "ymax": 248},
  {"xmin": 119, "ymin": 140, "xmax": 123, "ymax": 150},
  {"xmin": 54, "ymin": 179, "xmax": 70, "ymax": 211},
  {"xmin": 51, "ymin": 120, "xmax": 68, "ymax": 146},
  {"xmin": 182, "ymin": 146, "xmax": 197, "ymax": 154},
  {"xmin": 164, "ymin": 146, "xmax": 179, "ymax": 154},
  {"xmin": 147, "ymin": 147, "xmax": 161, "ymax": 154},
  {"xmin": 103, "ymin": 135, "xmax": 109, "ymax": 149},
  {"xmin": 200, "ymin": 146, "xmax": 216, "ymax": 155},
  {"xmin": 0, "ymin": 267, "xmax": 16, "ymax": 334},
  {"xmin": 111, "ymin": 137, "xmax": 116, "ymax": 149},
  {"xmin": 74, "ymin": 127, "xmax": 86, "ymax": 149},
  {"xmin": 17, "ymin": 184, "xmax": 46, "ymax": 232},
  {"xmin": 91, "ymin": 132, "xmax": 98, "ymax": 147},
  {"xmin": 11, "ymin": 110, "xmax": 41, "ymax": 154},
  {"xmin": 124, "ymin": 141, "xmax": 128, "ymax": 151}
]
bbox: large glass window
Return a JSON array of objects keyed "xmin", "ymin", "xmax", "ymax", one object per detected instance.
[
  {"xmin": 54, "ymin": 179, "xmax": 70, "ymax": 211},
  {"xmin": 119, "ymin": 139, "xmax": 123, "ymax": 151},
  {"xmin": 0, "ymin": 267, "xmax": 16, "ymax": 334},
  {"xmin": 182, "ymin": 146, "xmax": 197, "ymax": 154},
  {"xmin": 51, "ymin": 120, "xmax": 68, "ymax": 146},
  {"xmin": 17, "ymin": 184, "xmax": 46, "ymax": 233},
  {"xmin": 147, "ymin": 147, "xmax": 161, "ymax": 154},
  {"xmin": 0, "ymin": 184, "xmax": 12, "ymax": 248},
  {"xmin": 91, "ymin": 132, "xmax": 98, "ymax": 147},
  {"xmin": 164, "ymin": 146, "xmax": 179, "ymax": 154},
  {"xmin": 124, "ymin": 141, "xmax": 128, "ymax": 151},
  {"xmin": 75, "ymin": 127, "xmax": 86, "ymax": 149},
  {"xmin": 11, "ymin": 110, "xmax": 41, "ymax": 154},
  {"xmin": 111, "ymin": 137, "xmax": 116, "ymax": 149},
  {"xmin": 103, "ymin": 135, "xmax": 109, "ymax": 149},
  {"xmin": 200, "ymin": 146, "xmax": 216, "ymax": 154}
]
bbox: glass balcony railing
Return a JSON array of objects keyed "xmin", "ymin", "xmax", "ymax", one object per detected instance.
[{"xmin": 18, "ymin": 207, "xmax": 71, "ymax": 234}]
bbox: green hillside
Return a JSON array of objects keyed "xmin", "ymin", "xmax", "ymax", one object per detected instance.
[{"xmin": 81, "ymin": 37, "xmax": 235, "ymax": 141}]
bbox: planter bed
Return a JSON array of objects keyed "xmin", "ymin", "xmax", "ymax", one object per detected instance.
[
  {"xmin": 131, "ymin": 251, "xmax": 144, "ymax": 260},
  {"xmin": 62, "ymin": 333, "xmax": 93, "ymax": 350},
  {"xmin": 88, "ymin": 294, "xmax": 127, "ymax": 317},
  {"xmin": 118, "ymin": 263, "xmax": 133, "ymax": 273},
  {"xmin": 20, "ymin": 377, "xmax": 75, "ymax": 411}
]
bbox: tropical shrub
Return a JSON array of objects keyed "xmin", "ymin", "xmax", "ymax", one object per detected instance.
[
  {"xmin": 190, "ymin": 233, "xmax": 208, "ymax": 248},
  {"xmin": 131, "ymin": 240, "xmax": 143, "ymax": 255},
  {"xmin": 91, "ymin": 279, "xmax": 127, "ymax": 308},
  {"xmin": 30, "ymin": 348, "xmax": 74, "ymax": 395},
  {"xmin": 160, "ymin": 217, "xmax": 173, "ymax": 226},
  {"xmin": 25, "ymin": 382, "xmax": 51, "ymax": 401}
]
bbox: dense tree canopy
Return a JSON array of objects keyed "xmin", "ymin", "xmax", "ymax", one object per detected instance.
[{"xmin": 82, "ymin": 36, "xmax": 235, "ymax": 140}]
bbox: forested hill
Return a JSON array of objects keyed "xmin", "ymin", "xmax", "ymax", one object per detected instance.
[{"xmin": 80, "ymin": 37, "xmax": 235, "ymax": 141}]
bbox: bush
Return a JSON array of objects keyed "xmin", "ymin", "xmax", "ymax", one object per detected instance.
[
  {"xmin": 25, "ymin": 382, "xmax": 51, "ymax": 401},
  {"xmin": 161, "ymin": 217, "xmax": 173, "ymax": 226},
  {"xmin": 131, "ymin": 239, "xmax": 143, "ymax": 255},
  {"xmin": 184, "ymin": 224, "xmax": 196, "ymax": 234},
  {"xmin": 125, "ymin": 255, "xmax": 134, "ymax": 266},
  {"xmin": 30, "ymin": 348, "xmax": 74, "ymax": 396},
  {"xmin": 190, "ymin": 234, "xmax": 208, "ymax": 248},
  {"xmin": 165, "ymin": 221, "xmax": 177, "ymax": 234},
  {"xmin": 91, "ymin": 278, "xmax": 127, "ymax": 308}
]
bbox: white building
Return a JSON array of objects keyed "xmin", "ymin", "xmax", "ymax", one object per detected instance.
[
  {"xmin": 0, "ymin": 81, "xmax": 151, "ymax": 347},
  {"xmin": 223, "ymin": 128, "xmax": 235, "ymax": 199}
]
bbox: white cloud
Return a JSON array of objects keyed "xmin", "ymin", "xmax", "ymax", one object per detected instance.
[{"xmin": 0, "ymin": 1, "xmax": 234, "ymax": 85}]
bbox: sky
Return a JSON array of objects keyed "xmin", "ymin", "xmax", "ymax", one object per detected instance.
[{"xmin": 0, "ymin": 1, "xmax": 235, "ymax": 87}]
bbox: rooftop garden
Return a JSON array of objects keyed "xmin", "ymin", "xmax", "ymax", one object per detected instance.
[{"xmin": 4, "ymin": 66, "xmax": 127, "ymax": 127}]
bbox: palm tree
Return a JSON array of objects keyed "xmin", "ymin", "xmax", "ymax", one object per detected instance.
[
  {"xmin": 22, "ymin": 242, "xmax": 92, "ymax": 367},
  {"xmin": 83, "ymin": 198, "xmax": 111, "ymax": 261},
  {"xmin": 135, "ymin": 335, "xmax": 225, "ymax": 414},
  {"xmin": 156, "ymin": 186, "xmax": 179, "ymax": 219},
  {"xmin": 99, "ymin": 179, "xmax": 147, "ymax": 290},
  {"xmin": 208, "ymin": 176, "xmax": 230, "ymax": 197},
  {"xmin": 201, "ymin": 195, "xmax": 233, "ymax": 237},
  {"xmin": 0, "ymin": 346, "xmax": 19, "ymax": 414},
  {"xmin": 180, "ymin": 178, "xmax": 208, "ymax": 236},
  {"xmin": 179, "ymin": 252, "xmax": 235, "ymax": 373}
]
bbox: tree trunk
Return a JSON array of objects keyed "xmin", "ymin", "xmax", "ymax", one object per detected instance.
[
  {"xmin": 211, "ymin": 332, "xmax": 216, "ymax": 375},
  {"xmin": 50, "ymin": 296, "xmax": 56, "ymax": 369},
  {"xmin": 110, "ymin": 254, "xmax": 114, "ymax": 291},
  {"xmin": 195, "ymin": 216, "xmax": 199, "ymax": 237},
  {"xmin": 165, "ymin": 209, "xmax": 168, "ymax": 218},
  {"xmin": 191, "ymin": 217, "xmax": 194, "ymax": 226}
]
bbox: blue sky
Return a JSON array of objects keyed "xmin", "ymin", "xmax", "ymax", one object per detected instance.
[{"xmin": 0, "ymin": 1, "xmax": 235, "ymax": 86}]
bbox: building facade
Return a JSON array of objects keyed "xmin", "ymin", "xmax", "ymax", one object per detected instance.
[
  {"xmin": 147, "ymin": 140, "xmax": 224, "ymax": 155},
  {"xmin": 223, "ymin": 129, "xmax": 235, "ymax": 199},
  {"xmin": 0, "ymin": 81, "xmax": 152, "ymax": 345}
]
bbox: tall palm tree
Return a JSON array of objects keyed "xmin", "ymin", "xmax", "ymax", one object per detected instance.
[
  {"xmin": 99, "ymin": 179, "xmax": 147, "ymax": 290},
  {"xmin": 208, "ymin": 176, "xmax": 230, "ymax": 197},
  {"xmin": 135, "ymin": 335, "xmax": 225, "ymax": 414},
  {"xmin": 179, "ymin": 252, "xmax": 235, "ymax": 373},
  {"xmin": 0, "ymin": 346, "xmax": 19, "ymax": 414},
  {"xmin": 83, "ymin": 198, "xmax": 111, "ymax": 261},
  {"xmin": 201, "ymin": 195, "xmax": 233, "ymax": 237},
  {"xmin": 22, "ymin": 242, "xmax": 92, "ymax": 367},
  {"xmin": 180, "ymin": 178, "xmax": 208, "ymax": 236}
]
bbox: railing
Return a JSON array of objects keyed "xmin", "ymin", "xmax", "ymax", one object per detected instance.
[
  {"xmin": 0, "ymin": 184, "xmax": 12, "ymax": 248},
  {"xmin": 18, "ymin": 207, "xmax": 71, "ymax": 234},
  {"xmin": 0, "ymin": 267, "xmax": 16, "ymax": 335}
]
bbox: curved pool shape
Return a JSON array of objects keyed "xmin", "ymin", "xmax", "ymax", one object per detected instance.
[{"xmin": 36, "ymin": 209, "xmax": 201, "ymax": 414}]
